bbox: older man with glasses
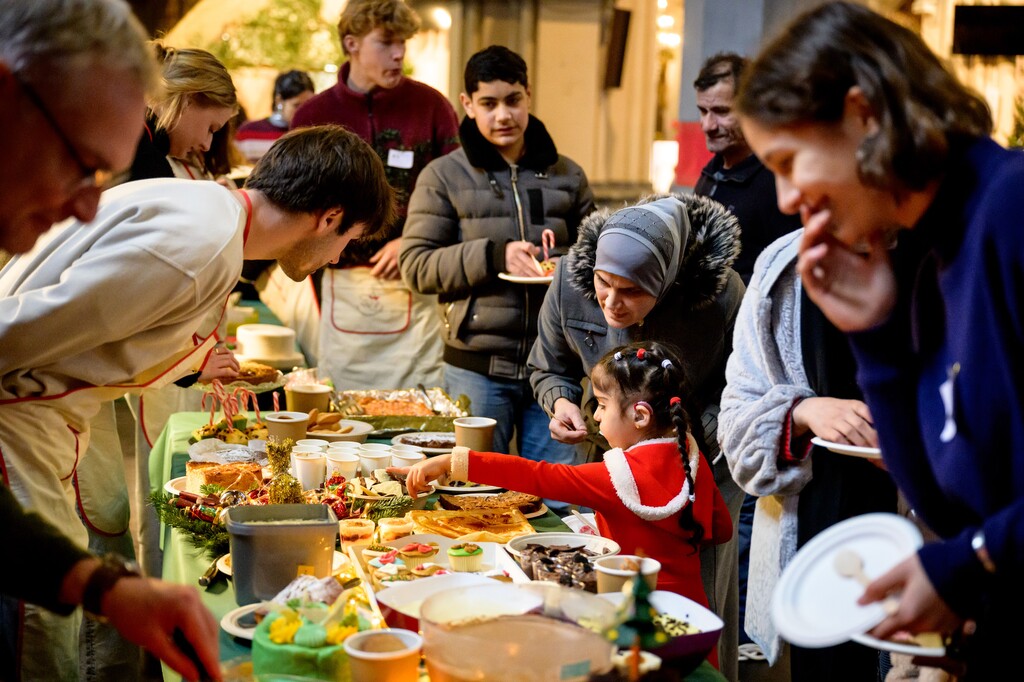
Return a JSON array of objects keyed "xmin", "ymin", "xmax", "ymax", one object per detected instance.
[{"xmin": 0, "ymin": 1, "xmax": 226, "ymax": 680}]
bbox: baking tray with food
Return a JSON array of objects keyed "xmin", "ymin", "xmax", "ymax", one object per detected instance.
[{"xmin": 334, "ymin": 387, "xmax": 470, "ymax": 434}]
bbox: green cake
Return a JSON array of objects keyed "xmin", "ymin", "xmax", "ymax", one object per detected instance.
[{"xmin": 252, "ymin": 610, "xmax": 352, "ymax": 681}]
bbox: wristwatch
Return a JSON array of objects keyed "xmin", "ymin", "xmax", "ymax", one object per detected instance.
[
  {"xmin": 82, "ymin": 554, "xmax": 141, "ymax": 620},
  {"xmin": 970, "ymin": 529, "xmax": 997, "ymax": 574}
]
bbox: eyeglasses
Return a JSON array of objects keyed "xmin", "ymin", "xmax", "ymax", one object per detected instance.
[{"xmin": 15, "ymin": 73, "xmax": 129, "ymax": 191}]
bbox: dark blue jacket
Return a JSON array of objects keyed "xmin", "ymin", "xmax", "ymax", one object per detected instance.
[{"xmin": 850, "ymin": 137, "xmax": 1024, "ymax": 636}]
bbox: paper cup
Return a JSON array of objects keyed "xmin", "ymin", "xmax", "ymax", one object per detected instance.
[
  {"xmin": 343, "ymin": 628, "xmax": 422, "ymax": 682},
  {"xmin": 327, "ymin": 441, "xmax": 361, "ymax": 453},
  {"xmin": 359, "ymin": 450, "xmax": 393, "ymax": 477},
  {"xmin": 391, "ymin": 450, "xmax": 426, "ymax": 468},
  {"xmin": 453, "ymin": 417, "xmax": 497, "ymax": 452},
  {"xmin": 285, "ymin": 383, "xmax": 331, "ymax": 413},
  {"xmin": 295, "ymin": 439, "xmax": 330, "ymax": 451},
  {"xmin": 265, "ymin": 411, "xmax": 309, "ymax": 443},
  {"xmin": 594, "ymin": 555, "xmax": 661, "ymax": 594},
  {"xmin": 293, "ymin": 452, "xmax": 326, "ymax": 491},
  {"xmin": 389, "ymin": 444, "xmax": 424, "ymax": 456},
  {"xmin": 357, "ymin": 442, "xmax": 391, "ymax": 452},
  {"xmin": 338, "ymin": 518, "xmax": 375, "ymax": 551},
  {"xmin": 326, "ymin": 451, "xmax": 360, "ymax": 480}
]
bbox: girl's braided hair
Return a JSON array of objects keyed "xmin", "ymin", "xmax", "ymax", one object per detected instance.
[{"xmin": 593, "ymin": 341, "xmax": 704, "ymax": 549}]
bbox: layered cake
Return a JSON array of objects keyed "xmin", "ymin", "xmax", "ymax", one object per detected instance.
[{"xmin": 235, "ymin": 323, "xmax": 305, "ymax": 370}]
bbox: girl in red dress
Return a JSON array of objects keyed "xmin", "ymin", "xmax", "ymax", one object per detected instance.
[{"xmin": 397, "ymin": 341, "xmax": 733, "ymax": 608}]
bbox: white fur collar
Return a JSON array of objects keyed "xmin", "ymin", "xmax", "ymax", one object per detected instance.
[{"xmin": 604, "ymin": 435, "xmax": 699, "ymax": 521}]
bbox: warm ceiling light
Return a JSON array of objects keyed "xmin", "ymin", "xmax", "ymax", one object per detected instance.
[
  {"xmin": 657, "ymin": 31, "xmax": 681, "ymax": 48},
  {"xmin": 657, "ymin": 14, "xmax": 674, "ymax": 29},
  {"xmin": 432, "ymin": 7, "xmax": 452, "ymax": 30}
]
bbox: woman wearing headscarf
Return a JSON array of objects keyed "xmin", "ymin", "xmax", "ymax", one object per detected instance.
[{"xmin": 528, "ymin": 193, "xmax": 746, "ymax": 677}]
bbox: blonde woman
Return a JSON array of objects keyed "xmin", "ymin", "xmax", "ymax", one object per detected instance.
[{"xmin": 128, "ymin": 43, "xmax": 237, "ymax": 181}]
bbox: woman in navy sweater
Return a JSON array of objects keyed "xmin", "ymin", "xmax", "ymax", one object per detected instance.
[{"xmin": 736, "ymin": 2, "xmax": 1024, "ymax": 678}]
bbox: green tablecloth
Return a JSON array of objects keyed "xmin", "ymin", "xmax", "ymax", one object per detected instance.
[{"xmin": 151, "ymin": 411, "xmax": 725, "ymax": 682}]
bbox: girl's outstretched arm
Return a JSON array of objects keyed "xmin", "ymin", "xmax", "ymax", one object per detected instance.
[{"xmin": 389, "ymin": 454, "xmax": 452, "ymax": 497}]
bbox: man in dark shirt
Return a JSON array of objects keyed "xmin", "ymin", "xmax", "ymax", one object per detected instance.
[{"xmin": 693, "ymin": 53, "xmax": 801, "ymax": 284}]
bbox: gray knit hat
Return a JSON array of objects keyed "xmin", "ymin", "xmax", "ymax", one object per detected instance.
[{"xmin": 593, "ymin": 196, "xmax": 690, "ymax": 302}]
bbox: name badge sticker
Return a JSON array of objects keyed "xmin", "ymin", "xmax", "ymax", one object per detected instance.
[{"xmin": 387, "ymin": 149, "xmax": 414, "ymax": 169}]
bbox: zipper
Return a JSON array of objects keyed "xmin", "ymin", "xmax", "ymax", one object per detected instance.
[
  {"xmin": 443, "ymin": 301, "xmax": 455, "ymax": 340},
  {"xmin": 510, "ymin": 164, "xmax": 529, "ymax": 374}
]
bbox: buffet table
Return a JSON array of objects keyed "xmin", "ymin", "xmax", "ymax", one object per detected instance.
[{"xmin": 151, "ymin": 412, "xmax": 725, "ymax": 681}]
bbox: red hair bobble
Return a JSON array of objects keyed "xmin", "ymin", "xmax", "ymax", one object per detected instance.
[
  {"xmin": 669, "ymin": 396, "xmax": 682, "ymax": 406},
  {"xmin": 636, "ymin": 348, "xmax": 646, "ymax": 360}
]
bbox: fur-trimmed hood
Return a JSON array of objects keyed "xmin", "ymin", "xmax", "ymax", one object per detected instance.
[{"xmin": 564, "ymin": 192, "xmax": 741, "ymax": 311}]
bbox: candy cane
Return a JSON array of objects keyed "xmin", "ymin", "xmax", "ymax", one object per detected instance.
[
  {"xmin": 247, "ymin": 389, "xmax": 261, "ymax": 422},
  {"xmin": 272, "ymin": 390, "xmax": 280, "ymax": 412},
  {"xmin": 202, "ymin": 391, "xmax": 217, "ymax": 426}
]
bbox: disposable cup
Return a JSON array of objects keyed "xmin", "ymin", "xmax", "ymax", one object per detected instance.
[
  {"xmin": 327, "ymin": 442, "xmax": 361, "ymax": 453},
  {"xmin": 389, "ymin": 444, "xmax": 424, "ymax": 456},
  {"xmin": 295, "ymin": 439, "xmax": 329, "ymax": 451},
  {"xmin": 265, "ymin": 411, "xmax": 309, "ymax": 444},
  {"xmin": 285, "ymin": 383, "xmax": 331, "ymax": 414},
  {"xmin": 359, "ymin": 450, "xmax": 393, "ymax": 477},
  {"xmin": 343, "ymin": 628, "xmax": 422, "ymax": 682},
  {"xmin": 326, "ymin": 451, "xmax": 360, "ymax": 480},
  {"xmin": 293, "ymin": 452, "xmax": 326, "ymax": 491},
  {"xmin": 357, "ymin": 442, "xmax": 391, "ymax": 452},
  {"xmin": 594, "ymin": 555, "xmax": 661, "ymax": 594},
  {"xmin": 453, "ymin": 417, "xmax": 497, "ymax": 452},
  {"xmin": 391, "ymin": 450, "xmax": 426, "ymax": 468}
]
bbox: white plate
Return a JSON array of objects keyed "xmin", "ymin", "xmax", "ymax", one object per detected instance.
[
  {"xmin": 498, "ymin": 272, "xmax": 554, "ymax": 285},
  {"xmin": 851, "ymin": 632, "xmax": 946, "ymax": 659},
  {"xmin": 306, "ymin": 419, "xmax": 374, "ymax": 443},
  {"xmin": 375, "ymin": 534, "xmax": 529, "ymax": 582},
  {"xmin": 431, "ymin": 480, "xmax": 504, "ymax": 494},
  {"xmin": 220, "ymin": 603, "xmax": 262, "ymax": 640},
  {"xmin": 811, "ymin": 437, "xmax": 882, "ymax": 460},
  {"xmin": 771, "ymin": 513, "xmax": 923, "ymax": 648},
  {"xmin": 217, "ymin": 550, "xmax": 349, "ymax": 577},
  {"xmin": 390, "ymin": 432, "xmax": 456, "ymax": 455},
  {"xmin": 164, "ymin": 476, "xmax": 187, "ymax": 496},
  {"xmin": 504, "ymin": 532, "xmax": 621, "ymax": 558}
]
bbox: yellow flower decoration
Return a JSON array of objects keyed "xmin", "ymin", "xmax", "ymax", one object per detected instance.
[
  {"xmin": 325, "ymin": 624, "xmax": 358, "ymax": 645},
  {"xmin": 269, "ymin": 612, "xmax": 302, "ymax": 644}
]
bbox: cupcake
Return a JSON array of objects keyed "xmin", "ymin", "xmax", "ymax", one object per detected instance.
[
  {"xmin": 371, "ymin": 562, "xmax": 411, "ymax": 590},
  {"xmin": 398, "ymin": 542, "xmax": 439, "ymax": 562},
  {"xmin": 410, "ymin": 563, "xmax": 448, "ymax": 578},
  {"xmin": 361, "ymin": 543, "xmax": 394, "ymax": 566},
  {"xmin": 447, "ymin": 543, "xmax": 484, "ymax": 572}
]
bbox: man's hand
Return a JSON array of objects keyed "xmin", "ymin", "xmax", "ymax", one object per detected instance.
[
  {"xmin": 370, "ymin": 238, "xmax": 403, "ymax": 280},
  {"xmin": 104, "ymin": 577, "xmax": 222, "ymax": 682},
  {"xmin": 797, "ymin": 210, "xmax": 897, "ymax": 332},
  {"xmin": 505, "ymin": 241, "xmax": 543, "ymax": 277},
  {"xmin": 793, "ymin": 397, "xmax": 877, "ymax": 447},
  {"xmin": 388, "ymin": 454, "xmax": 452, "ymax": 497},
  {"xmin": 549, "ymin": 398, "xmax": 588, "ymax": 444},
  {"xmin": 198, "ymin": 346, "xmax": 239, "ymax": 384}
]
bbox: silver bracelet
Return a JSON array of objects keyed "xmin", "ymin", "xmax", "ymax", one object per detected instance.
[
  {"xmin": 971, "ymin": 529, "xmax": 997, "ymax": 574},
  {"xmin": 450, "ymin": 446, "xmax": 470, "ymax": 482}
]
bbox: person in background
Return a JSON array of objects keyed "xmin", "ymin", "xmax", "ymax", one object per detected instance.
[
  {"xmin": 692, "ymin": 52, "xmax": 802, "ymax": 674},
  {"xmin": 129, "ymin": 43, "xmax": 238, "ymax": 182},
  {"xmin": 737, "ymin": 2, "xmax": 1021, "ymax": 678},
  {"xmin": 289, "ymin": 0, "xmax": 459, "ymax": 391},
  {"xmin": 397, "ymin": 342, "xmax": 733, "ymax": 669},
  {"xmin": 693, "ymin": 52, "xmax": 801, "ymax": 286},
  {"xmin": 400, "ymin": 45, "xmax": 594, "ymax": 487},
  {"xmin": 0, "ymin": 1, "xmax": 221, "ymax": 679},
  {"xmin": 0, "ymin": 125, "xmax": 395, "ymax": 681},
  {"xmin": 235, "ymin": 69, "xmax": 315, "ymax": 163},
  {"xmin": 528, "ymin": 193, "xmax": 745, "ymax": 676},
  {"xmin": 117, "ymin": 42, "xmax": 241, "ymax": 585},
  {"xmin": 719, "ymin": 230, "xmax": 897, "ymax": 680}
]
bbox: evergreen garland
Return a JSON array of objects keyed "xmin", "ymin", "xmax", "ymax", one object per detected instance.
[{"xmin": 149, "ymin": 491, "xmax": 230, "ymax": 559}]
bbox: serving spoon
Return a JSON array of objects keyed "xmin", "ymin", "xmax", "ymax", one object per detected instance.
[{"xmin": 833, "ymin": 549, "xmax": 898, "ymax": 615}]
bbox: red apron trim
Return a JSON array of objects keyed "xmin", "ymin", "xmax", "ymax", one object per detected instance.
[
  {"xmin": 240, "ymin": 190, "xmax": 253, "ymax": 245},
  {"xmin": 143, "ymin": 122, "xmax": 154, "ymax": 143},
  {"xmin": 59, "ymin": 425, "xmax": 81, "ymax": 482},
  {"xmin": 73, "ymin": 470, "xmax": 127, "ymax": 537},
  {"xmin": 0, "ymin": 445, "xmax": 8, "ymax": 486},
  {"xmin": 139, "ymin": 396, "xmax": 154, "ymax": 449}
]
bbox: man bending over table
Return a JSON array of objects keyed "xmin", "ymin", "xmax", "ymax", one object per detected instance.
[{"xmin": 0, "ymin": 123, "xmax": 395, "ymax": 679}]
